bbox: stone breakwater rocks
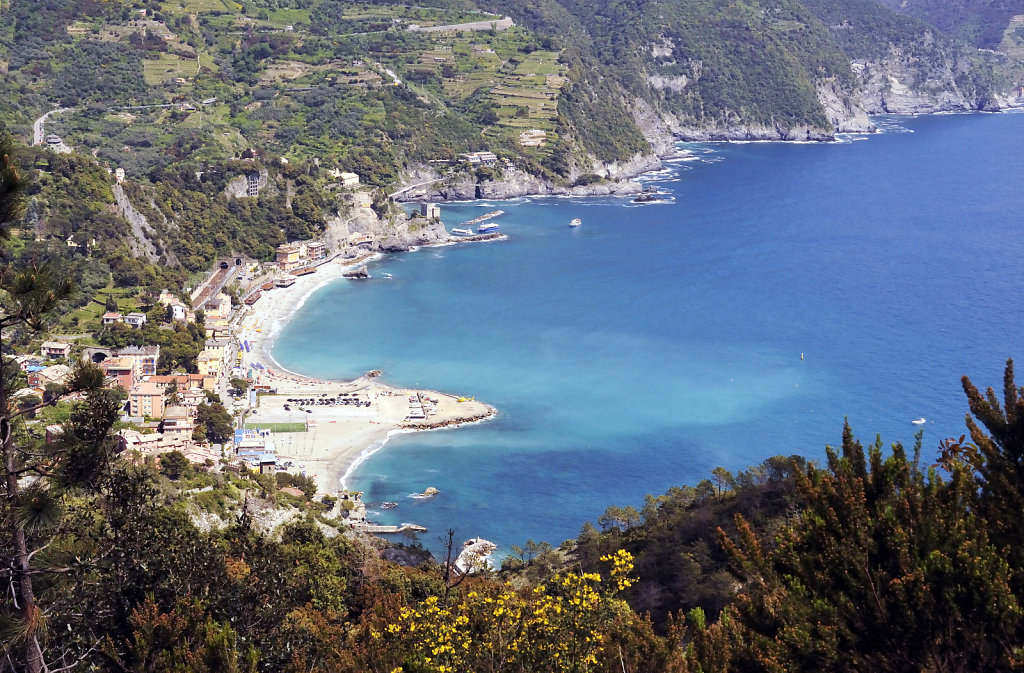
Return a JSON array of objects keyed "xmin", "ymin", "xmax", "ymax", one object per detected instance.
[
  {"xmin": 401, "ymin": 409, "xmax": 495, "ymax": 431},
  {"xmin": 446, "ymin": 232, "xmax": 503, "ymax": 243}
]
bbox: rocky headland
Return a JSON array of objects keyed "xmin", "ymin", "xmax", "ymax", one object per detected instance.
[{"xmin": 395, "ymin": 154, "xmax": 659, "ymax": 204}]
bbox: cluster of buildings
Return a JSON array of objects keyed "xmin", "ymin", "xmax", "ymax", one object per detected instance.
[
  {"xmin": 17, "ymin": 342, "xmax": 78, "ymax": 393},
  {"xmin": 233, "ymin": 428, "xmax": 278, "ymax": 473},
  {"xmin": 197, "ymin": 292, "xmax": 233, "ymax": 339},
  {"xmin": 20, "ymin": 361, "xmax": 73, "ymax": 391},
  {"xmin": 90, "ymin": 337, "xmax": 233, "ymax": 398},
  {"xmin": 159, "ymin": 290, "xmax": 194, "ymax": 322},
  {"xmin": 102, "ymin": 290, "xmax": 196, "ymax": 328},
  {"xmin": 458, "ymin": 151, "xmax": 498, "ymax": 165},
  {"xmin": 115, "ymin": 369, "xmax": 227, "ymax": 466},
  {"xmin": 86, "ymin": 335, "xmax": 235, "ymax": 464},
  {"xmin": 275, "ymin": 240, "xmax": 327, "ymax": 272},
  {"xmin": 101, "ymin": 311, "xmax": 148, "ymax": 328},
  {"xmin": 327, "ymin": 169, "xmax": 361, "ymax": 187},
  {"xmin": 116, "ymin": 427, "xmax": 219, "ymax": 465},
  {"xmin": 25, "ymin": 279, "xmax": 256, "ymax": 471},
  {"xmin": 95, "ymin": 345, "xmax": 162, "ymax": 388},
  {"xmin": 198, "ymin": 339, "xmax": 232, "ymax": 379}
]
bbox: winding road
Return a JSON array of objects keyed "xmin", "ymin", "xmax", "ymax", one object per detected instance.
[
  {"xmin": 32, "ymin": 107, "xmax": 69, "ymax": 146},
  {"xmin": 389, "ymin": 177, "xmax": 446, "ymax": 199}
]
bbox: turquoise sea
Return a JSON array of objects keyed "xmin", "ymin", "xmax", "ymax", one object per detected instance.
[{"xmin": 274, "ymin": 112, "xmax": 1024, "ymax": 557}]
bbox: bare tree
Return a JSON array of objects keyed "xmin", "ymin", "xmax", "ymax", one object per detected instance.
[{"xmin": 440, "ymin": 528, "xmax": 469, "ymax": 604}]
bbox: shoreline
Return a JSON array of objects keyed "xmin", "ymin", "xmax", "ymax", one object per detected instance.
[
  {"xmin": 235, "ymin": 249, "xmax": 496, "ymax": 496},
  {"xmin": 235, "ymin": 108, "xmax": 1013, "ymax": 496},
  {"xmin": 232, "ymin": 140, "xmax": 787, "ymax": 495},
  {"xmin": 395, "ymin": 108, "xmax": 1024, "ymax": 204}
]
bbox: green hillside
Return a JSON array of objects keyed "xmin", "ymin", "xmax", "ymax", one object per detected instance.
[
  {"xmin": 0, "ymin": 0, "xmax": 1017, "ymax": 321},
  {"xmin": 875, "ymin": 0, "xmax": 1024, "ymax": 48},
  {"xmin": 1, "ymin": 0, "xmax": 1014, "ymax": 194}
]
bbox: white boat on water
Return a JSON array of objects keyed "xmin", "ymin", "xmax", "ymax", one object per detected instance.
[
  {"xmin": 451, "ymin": 227, "xmax": 473, "ymax": 236},
  {"xmin": 912, "ymin": 417, "xmax": 926, "ymax": 425},
  {"xmin": 569, "ymin": 218, "xmax": 582, "ymax": 227},
  {"xmin": 477, "ymin": 223, "xmax": 499, "ymax": 233}
]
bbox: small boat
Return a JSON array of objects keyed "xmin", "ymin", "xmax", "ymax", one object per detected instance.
[
  {"xmin": 569, "ymin": 218, "xmax": 581, "ymax": 227},
  {"xmin": 911, "ymin": 417, "xmax": 926, "ymax": 425},
  {"xmin": 450, "ymin": 227, "xmax": 473, "ymax": 236},
  {"xmin": 477, "ymin": 223, "xmax": 499, "ymax": 233},
  {"xmin": 381, "ymin": 502, "xmax": 398, "ymax": 510}
]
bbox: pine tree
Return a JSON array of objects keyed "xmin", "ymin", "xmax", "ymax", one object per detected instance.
[
  {"xmin": 720, "ymin": 423, "xmax": 1022, "ymax": 672},
  {"xmin": 0, "ymin": 132, "xmax": 117, "ymax": 673},
  {"xmin": 962, "ymin": 358, "xmax": 1024, "ymax": 575}
]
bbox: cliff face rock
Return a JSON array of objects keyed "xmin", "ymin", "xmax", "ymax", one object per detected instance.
[
  {"xmin": 378, "ymin": 216, "xmax": 448, "ymax": 252},
  {"xmin": 630, "ymin": 97, "xmax": 684, "ymax": 154},
  {"xmin": 394, "ymin": 163, "xmax": 650, "ymax": 203},
  {"xmin": 854, "ymin": 44, "xmax": 1002, "ymax": 113},
  {"xmin": 817, "ymin": 81, "xmax": 876, "ymax": 133},
  {"xmin": 323, "ymin": 189, "xmax": 448, "ymax": 253},
  {"xmin": 637, "ymin": 75, "xmax": 873, "ymax": 141},
  {"xmin": 673, "ymin": 121, "xmax": 837, "ymax": 142},
  {"xmin": 589, "ymin": 152, "xmax": 663, "ymax": 181},
  {"xmin": 112, "ymin": 183, "xmax": 161, "ymax": 264}
]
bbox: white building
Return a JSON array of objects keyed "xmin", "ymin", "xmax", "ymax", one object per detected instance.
[{"xmin": 124, "ymin": 312, "xmax": 147, "ymax": 328}]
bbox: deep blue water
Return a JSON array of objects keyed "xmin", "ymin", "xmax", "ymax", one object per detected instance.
[{"xmin": 275, "ymin": 112, "xmax": 1024, "ymax": 556}]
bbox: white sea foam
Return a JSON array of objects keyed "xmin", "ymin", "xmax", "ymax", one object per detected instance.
[
  {"xmin": 338, "ymin": 409, "xmax": 496, "ymax": 490},
  {"xmin": 339, "ymin": 428, "xmax": 410, "ymax": 490}
]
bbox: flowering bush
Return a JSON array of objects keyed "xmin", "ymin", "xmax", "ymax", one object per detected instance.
[{"xmin": 373, "ymin": 551, "xmax": 637, "ymax": 673}]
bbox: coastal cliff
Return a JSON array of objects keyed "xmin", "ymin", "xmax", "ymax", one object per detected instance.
[
  {"xmin": 324, "ymin": 190, "xmax": 449, "ymax": 251},
  {"xmin": 854, "ymin": 46, "xmax": 1004, "ymax": 113},
  {"xmin": 394, "ymin": 158, "xmax": 656, "ymax": 203}
]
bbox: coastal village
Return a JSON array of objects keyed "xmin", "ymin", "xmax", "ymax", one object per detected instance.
[{"xmin": 14, "ymin": 164, "xmax": 501, "ymax": 539}]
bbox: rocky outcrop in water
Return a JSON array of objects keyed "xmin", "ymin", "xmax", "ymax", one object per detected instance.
[{"xmin": 342, "ymin": 266, "xmax": 369, "ymax": 279}]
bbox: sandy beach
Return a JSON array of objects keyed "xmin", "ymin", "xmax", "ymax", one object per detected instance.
[{"xmin": 234, "ymin": 253, "xmax": 495, "ymax": 494}]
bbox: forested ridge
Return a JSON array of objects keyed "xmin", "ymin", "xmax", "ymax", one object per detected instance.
[
  {"xmin": 875, "ymin": 0, "xmax": 1024, "ymax": 48},
  {"xmin": 0, "ymin": 0, "xmax": 1018, "ymax": 305}
]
